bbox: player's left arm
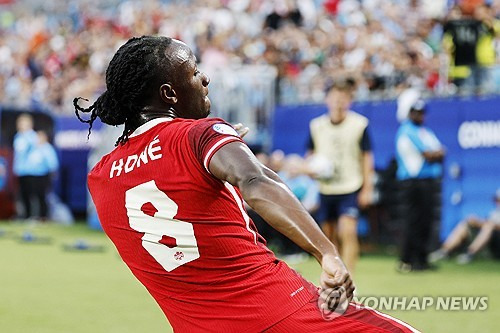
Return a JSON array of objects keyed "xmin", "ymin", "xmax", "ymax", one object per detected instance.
[
  {"xmin": 209, "ymin": 141, "xmax": 354, "ymax": 301},
  {"xmin": 358, "ymin": 126, "xmax": 374, "ymax": 209}
]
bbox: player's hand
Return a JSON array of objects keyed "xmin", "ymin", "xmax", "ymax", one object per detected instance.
[
  {"xmin": 319, "ymin": 254, "xmax": 355, "ymax": 311},
  {"xmin": 233, "ymin": 123, "xmax": 249, "ymax": 138}
]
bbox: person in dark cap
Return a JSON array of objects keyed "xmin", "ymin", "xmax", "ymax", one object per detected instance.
[{"xmin": 395, "ymin": 100, "xmax": 446, "ymax": 272}]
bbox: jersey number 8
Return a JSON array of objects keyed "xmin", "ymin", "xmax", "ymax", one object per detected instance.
[{"xmin": 125, "ymin": 180, "xmax": 200, "ymax": 272}]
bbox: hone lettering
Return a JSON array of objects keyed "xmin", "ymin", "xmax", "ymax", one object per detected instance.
[{"xmin": 109, "ymin": 136, "xmax": 163, "ymax": 179}]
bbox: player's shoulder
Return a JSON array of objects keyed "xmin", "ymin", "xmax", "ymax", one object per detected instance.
[
  {"xmin": 311, "ymin": 113, "xmax": 329, "ymax": 122},
  {"xmin": 190, "ymin": 117, "xmax": 233, "ymax": 127},
  {"xmin": 187, "ymin": 117, "xmax": 239, "ymax": 137},
  {"xmin": 170, "ymin": 116, "xmax": 228, "ymax": 129},
  {"xmin": 310, "ymin": 114, "xmax": 330, "ymax": 128},
  {"xmin": 347, "ymin": 110, "xmax": 368, "ymax": 125}
]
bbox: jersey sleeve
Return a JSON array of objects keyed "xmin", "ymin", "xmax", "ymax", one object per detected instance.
[
  {"xmin": 359, "ymin": 126, "xmax": 372, "ymax": 152},
  {"xmin": 306, "ymin": 132, "xmax": 314, "ymax": 151},
  {"xmin": 187, "ymin": 118, "xmax": 244, "ymax": 174}
]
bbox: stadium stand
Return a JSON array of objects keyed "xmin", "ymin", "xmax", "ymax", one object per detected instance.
[{"xmin": 0, "ymin": 0, "xmax": 498, "ymax": 114}]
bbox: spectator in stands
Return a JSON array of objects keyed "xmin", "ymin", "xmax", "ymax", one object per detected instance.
[
  {"xmin": 307, "ymin": 78, "xmax": 374, "ymax": 273},
  {"xmin": 264, "ymin": 1, "xmax": 303, "ymax": 30},
  {"xmin": 395, "ymin": 100, "xmax": 445, "ymax": 272},
  {"xmin": 443, "ymin": 5, "xmax": 483, "ymax": 93},
  {"xmin": 430, "ymin": 189, "xmax": 500, "ymax": 264},
  {"xmin": 474, "ymin": 4, "xmax": 500, "ymax": 94},
  {"xmin": 3, "ymin": 0, "xmax": 496, "ymax": 113}
]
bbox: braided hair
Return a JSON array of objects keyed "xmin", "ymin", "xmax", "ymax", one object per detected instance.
[{"xmin": 74, "ymin": 36, "xmax": 173, "ymax": 146}]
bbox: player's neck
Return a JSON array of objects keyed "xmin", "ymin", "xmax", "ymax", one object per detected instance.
[
  {"xmin": 330, "ymin": 115, "xmax": 347, "ymax": 125},
  {"xmin": 133, "ymin": 107, "xmax": 178, "ymax": 127}
]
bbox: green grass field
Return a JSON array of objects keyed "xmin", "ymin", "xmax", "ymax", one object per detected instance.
[{"xmin": 0, "ymin": 222, "xmax": 499, "ymax": 333}]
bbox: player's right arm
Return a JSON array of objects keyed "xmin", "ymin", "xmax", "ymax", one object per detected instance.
[{"xmin": 209, "ymin": 141, "xmax": 354, "ymax": 301}]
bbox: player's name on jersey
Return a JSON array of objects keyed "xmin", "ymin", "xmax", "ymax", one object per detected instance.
[{"xmin": 110, "ymin": 136, "xmax": 163, "ymax": 179}]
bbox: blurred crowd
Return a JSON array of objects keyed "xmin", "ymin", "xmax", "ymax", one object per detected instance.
[{"xmin": 0, "ymin": 0, "xmax": 499, "ymax": 113}]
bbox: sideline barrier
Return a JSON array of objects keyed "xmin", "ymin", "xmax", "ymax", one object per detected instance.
[{"xmin": 28, "ymin": 96, "xmax": 499, "ymax": 239}]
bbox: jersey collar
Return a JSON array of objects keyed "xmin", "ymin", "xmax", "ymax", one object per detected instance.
[{"xmin": 129, "ymin": 117, "xmax": 173, "ymax": 138}]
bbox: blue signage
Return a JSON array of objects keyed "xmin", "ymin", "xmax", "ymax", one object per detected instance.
[{"xmin": 272, "ymin": 96, "xmax": 500, "ymax": 240}]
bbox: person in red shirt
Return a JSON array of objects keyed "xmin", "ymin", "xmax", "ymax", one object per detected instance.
[{"xmin": 75, "ymin": 36, "xmax": 418, "ymax": 332}]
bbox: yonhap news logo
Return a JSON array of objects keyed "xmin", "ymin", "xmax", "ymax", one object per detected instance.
[
  {"xmin": 353, "ymin": 295, "xmax": 488, "ymax": 312},
  {"xmin": 317, "ymin": 292, "xmax": 488, "ymax": 320},
  {"xmin": 317, "ymin": 286, "xmax": 350, "ymax": 320}
]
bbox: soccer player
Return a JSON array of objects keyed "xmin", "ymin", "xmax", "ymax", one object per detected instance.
[
  {"xmin": 75, "ymin": 36, "xmax": 418, "ymax": 332},
  {"xmin": 307, "ymin": 79, "xmax": 374, "ymax": 273}
]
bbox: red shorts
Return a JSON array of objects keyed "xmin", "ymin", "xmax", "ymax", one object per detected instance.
[{"xmin": 265, "ymin": 301, "xmax": 420, "ymax": 333}]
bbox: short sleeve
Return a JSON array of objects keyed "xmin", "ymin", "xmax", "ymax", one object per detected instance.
[
  {"xmin": 188, "ymin": 118, "xmax": 244, "ymax": 174},
  {"xmin": 360, "ymin": 126, "xmax": 372, "ymax": 152},
  {"xmin": 306, "ymin": 132, "xmax": 315, "ymax": 151}
]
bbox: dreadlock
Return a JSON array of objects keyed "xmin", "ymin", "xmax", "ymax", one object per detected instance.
[{"xmin": 74, "ymin": 36, "xmax": 173, "ymax": 146}]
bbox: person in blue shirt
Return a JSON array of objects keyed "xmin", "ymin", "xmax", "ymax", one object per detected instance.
[
  {"xmin": 30, "ymin": 130, "xmax": 59, "ymax": 177},
  {"xmin": 13, "ymin": 113, "xmax": 59, "ymax": 221},
  {"xmin": 27, "ymin": 130, "xmax": 59, "ymax": 221},
  {"xmin": 395, "ymin": 100, "xmax": 445, "ymax": 272},
  {"xmin": 13, "ymin": 114, "xmax": 38, "ymax": 177},
  {"xmin": 13, "ymin": 114, "xmax": 39, "ymax": 219}
]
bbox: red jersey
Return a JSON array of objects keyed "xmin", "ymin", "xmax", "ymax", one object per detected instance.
[{"xmin": 88, "ymin": 117, "xmax": 317, "ymax": 332}]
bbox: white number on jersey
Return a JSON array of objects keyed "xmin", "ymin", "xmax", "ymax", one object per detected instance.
[{"xmin": 125, "ymin": 180, "xmax": 200, "ymax": 272}]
